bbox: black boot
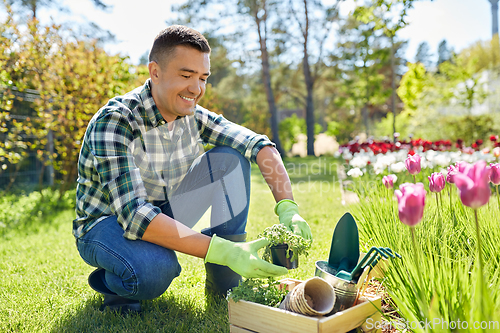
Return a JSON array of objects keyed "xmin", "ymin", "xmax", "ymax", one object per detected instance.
[
  {"xmin": 202, "ymin": 230, "xmax": 247, "ymax": 300},
  {"xmin": 88, "ymin": 268, "xmax": 141, "ymax": 314}
]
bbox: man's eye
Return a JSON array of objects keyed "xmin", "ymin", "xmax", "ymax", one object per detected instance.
[
  {"xmin": 182, "ymin": 75, "xmax": 190, "ymax": 79},
  {"xmin": 200, "ymin": 78, "xmax": 207, "ymax": 82}
]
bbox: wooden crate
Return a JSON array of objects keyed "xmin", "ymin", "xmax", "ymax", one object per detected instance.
[{"xmin": 228, "ymin": 278, "xmax": 382, "ymax": 333}]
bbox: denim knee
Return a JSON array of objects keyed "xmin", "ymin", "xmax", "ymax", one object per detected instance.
[{"xmin": 107, "ymin": 249, "xmax": 182, "ymax": 300}]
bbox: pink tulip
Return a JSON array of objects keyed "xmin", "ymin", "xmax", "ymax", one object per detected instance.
[
  {"xmin": 490, "ymin": 163, "xmax": 500, "ymax": 185},
  {"xmin": 455, "ymin": 161, "xmax": 468, "ymax": 173},
  {"xmin": 428, "ymin": 172, "xmax": 446, "ymax": 193},
  {"xmin": 405, "ymin": 154, "xmax": 421, "ymax": 175},
  {"xmin": 447, "ymin": 164, "xmax": 458, "ymax": 184},
  {"xmin": 394, "ymin": 183, "xmax": 426, "ymax": 226},
  {"xmin": 382, "ymin": 174, "xmax": 397, "ymax": 189},
  {"xmin": 453, "ymin": 161, "xmax": 491, "ymax": 209}
]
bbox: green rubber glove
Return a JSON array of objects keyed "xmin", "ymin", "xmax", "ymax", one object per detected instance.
[
  {"xmin": 204, "ymin": 235, "xmax": 288, "ymax": 278},
  {"xmin": 275, "ymin": 199, "xmax": 313, "ymax": 241}
]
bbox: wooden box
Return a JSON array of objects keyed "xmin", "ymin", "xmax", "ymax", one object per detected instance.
[{"xmin": 228, "ymin": 278, "xmax": 382, "ymax": 333}]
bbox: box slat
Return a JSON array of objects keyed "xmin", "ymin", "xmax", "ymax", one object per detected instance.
[
  {"xmin": 230, "ymin": 324, "xmax": 257, "ymax": 333},
  {"xmin": 229, "ymin": 299, "xmax": 318, "ymax": 333},
  {"xmin": 318, "ymin": 297, "xmax": 381, "ymax": 333}
]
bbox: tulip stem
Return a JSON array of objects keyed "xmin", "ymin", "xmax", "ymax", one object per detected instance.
[
  {"xmin": 413, "ymin": 175, "xmax": 416, "ymax": 184},
  {"xmin": 410, "ymin": 227, "xmax": 426, "ymax": 310},
  {"xmin": 474, "ymin": 209, "xmax": 485, "ymax": 318},
  {"xmin": 496, "ymin": 185, "xmax": 500, "ymax": 215}
]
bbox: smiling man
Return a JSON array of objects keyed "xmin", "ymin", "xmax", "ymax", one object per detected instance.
[{"xmin": 73, "ymin": 25, "xmax": 312, "ymax": 313}]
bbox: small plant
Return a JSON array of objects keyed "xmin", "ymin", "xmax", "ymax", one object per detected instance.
[
  {"xmin": 227, "ymin": 278, "xmax": 289, "ymax": 308},
  {"xmin": 259, "ymin": 224, "xmax": 312, "ymax": 263}
]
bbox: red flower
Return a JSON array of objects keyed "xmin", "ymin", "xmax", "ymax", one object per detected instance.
[{"xmin": 490, "ymin": 135, "xmax": 498, "ymax": 142}]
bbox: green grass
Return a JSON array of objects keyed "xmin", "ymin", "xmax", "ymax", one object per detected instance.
[{"xmin": 0, "ymin": 156, "xmax": 350, "ymax": 332}]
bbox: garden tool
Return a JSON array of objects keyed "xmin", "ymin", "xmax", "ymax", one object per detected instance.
[
  {"xmin": 337, "ymin": 247, "xmax": 402, "ymax": 283},
  {"xmin": 327, "ymin": 212, "xmax": 359, "ymax": 275}
]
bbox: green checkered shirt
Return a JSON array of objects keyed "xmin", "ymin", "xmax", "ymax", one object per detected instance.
[{"xmin": 73, "ymin": 79, "xmax": 274, "ymax": 240}]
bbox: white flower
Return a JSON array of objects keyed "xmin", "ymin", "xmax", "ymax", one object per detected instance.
[
  {"xmin": 390, "ymin": 162, "xmax": 406, "ymax": 173},
  {"xmin": 347, "ymin": 167, "xmax": 363, "ymax": 178},
  {"xmin": 1, "ymin": 164, "xmax": 6, "ymax": 170},
  {"xmin": 349, "ymin": 156, "xmax": 368, "ymax": 168}
]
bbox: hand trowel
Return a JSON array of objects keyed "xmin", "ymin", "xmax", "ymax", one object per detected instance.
[{"xmin": 327, "ymin": 212, "xmax": 359, "ymax": 278}]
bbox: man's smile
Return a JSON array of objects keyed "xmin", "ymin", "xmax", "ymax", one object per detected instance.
[{"xmin": 179, "ymin": 95, "xmax": 195, "ymax": 102}]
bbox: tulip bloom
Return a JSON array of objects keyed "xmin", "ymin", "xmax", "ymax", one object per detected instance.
[
  {"xmin": 453, "ymin": 161, "xmax": 491, "ymax": 209},
  {"xmin": 446, "ymin": 164, "xmax": 458, "ymax": 184},
  {"xmin": 394, "ymin": 183, "xmax": 426, "ymax": 226},
  {"xmin": 405, "ymin": 154, "xmax": 421, "ymax": 175},
  {"xmin": 490, "ymin": 163, "xmax": 500, "ymax": 185},
  {"xmin": 428, "ymin": 172, "xmax": 446, "ymax": 193},
  {"xmin": 382, "ymin": 174, "xmax": 397, "ymax": 189}
]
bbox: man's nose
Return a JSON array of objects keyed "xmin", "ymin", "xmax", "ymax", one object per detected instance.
[{"xmin": 188, "ymin": 79, "xmax": 202, "ymax": 95}]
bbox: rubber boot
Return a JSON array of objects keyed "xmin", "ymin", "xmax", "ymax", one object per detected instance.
[
  {"xmin": 203, "ymin": 231, "xmax": 247, "ymax": 301},
  {"xmin": 88, "ymin": 268, "xmax": 141, "ymax": 314}
]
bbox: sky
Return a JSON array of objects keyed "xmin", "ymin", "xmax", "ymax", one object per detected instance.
[{"xmin": 29, "ymin": 0, "xmax": 495, "ymax": 66}]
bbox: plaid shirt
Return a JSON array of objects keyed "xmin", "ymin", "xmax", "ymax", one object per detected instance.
[{"xmin": 73, "ymin": 79, "xmax": 274, "ymax": 240}]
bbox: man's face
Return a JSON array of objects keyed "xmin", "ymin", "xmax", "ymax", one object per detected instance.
[{"xmin": 149, "ymin": 45, "xmax": 210, "ymax": 123}]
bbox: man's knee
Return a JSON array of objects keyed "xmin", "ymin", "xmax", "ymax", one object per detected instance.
[{"xmin": 113, "ymin": 250, "xmax": 182, "ymax": 300}]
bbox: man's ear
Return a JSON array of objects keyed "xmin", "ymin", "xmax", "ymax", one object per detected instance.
[{"xmin": 148, "ymin": 61, "xmax": 160, "ymax": 84}]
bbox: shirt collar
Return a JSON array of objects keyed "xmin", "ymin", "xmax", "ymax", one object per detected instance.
[{"xmin": 141, "ymin": 79, "xmax": 167, "ymax": 128}]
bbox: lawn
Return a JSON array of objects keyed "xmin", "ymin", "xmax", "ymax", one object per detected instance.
[{"xmin": 0, "ymin": 156, "xmax": 350, "ymax": 333}]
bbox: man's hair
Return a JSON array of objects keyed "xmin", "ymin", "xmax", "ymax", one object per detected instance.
[{"xmin": 149, "ymin": 25, "xmax": 211, "ymax": 66}]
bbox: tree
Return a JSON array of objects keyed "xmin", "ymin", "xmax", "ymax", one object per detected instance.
[
  {"xmin": 438, "ymin": 55, "xmax": 488, "ymax": 114},
  {"xmin": 415, "ymin": 41, "xmax": 432, "ymax": 68},
  {"xmin": 437, "ymin": 39, "xmax": 451, "ymax": 67},
  {"xmin": 354, "ymin": 0, "xmax": 429, "ymax": 140},
  {"xmin": 0, "ymin": 10, "xmax": 148, "ymax": 193},
  {"xmin": 332, "ymin": 16, "xmax": 393, "ymax": 136},
  {"xmin": 281, "ymin": 0, "xmax": 340, "ymax": 156},
  {"xmin": 173, "ymin": 0, "xmax": 285, "ymax": 155}
]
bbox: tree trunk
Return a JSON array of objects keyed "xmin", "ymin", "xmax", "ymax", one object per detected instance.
[
  {"xmin": 491, "ymin": 0, "xmax": 499, "ymax": 38},
  {"xmin": 362, "ymin": 104, "xmax": 369, "ymax": 135},
  {"xmin": 302, "ymin": 0, "xmax": 315, "ymax": 156},
  {"xmin": 390, "ymin": 36, "xmax": 397, "ymax": 142},
  {"xmin": 254, "ymin": 6, "xmax": 284, "ymax": 155}
]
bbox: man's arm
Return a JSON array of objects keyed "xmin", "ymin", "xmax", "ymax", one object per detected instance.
[
  {"xmin": 142, "ymin": 213, "xmax": 211, "ymax": 258},
  {"xmin": 256, "ymin": 145, "xmax": 313, "ymax": 241},
  {"xmin": 256, "ymin": 145, "xmax": 293, "ymax": 202}
]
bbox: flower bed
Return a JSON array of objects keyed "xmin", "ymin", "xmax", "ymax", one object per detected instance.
[{"xmin": 341, "ymin": 147, "xmax": 500, "ymax": 329}]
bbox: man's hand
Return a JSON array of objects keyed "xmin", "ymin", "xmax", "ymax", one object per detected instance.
[
  {"xmin": 275, "ymin": 199, "xmax": 313, "ymax": 241},
  {"xmin": 204, "ymin": 235, "xmax": 288, "ymax": 278}
]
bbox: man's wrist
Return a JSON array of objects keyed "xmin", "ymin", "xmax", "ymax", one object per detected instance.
[{"xmin": 274, "ymin": 199, "xmax": 298, "ymax": 216}]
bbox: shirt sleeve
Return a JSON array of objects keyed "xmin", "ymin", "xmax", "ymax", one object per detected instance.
[
  {"xmin": 88, "ymin": 110, "xmax": 161, "ymax": 240},
  {"xmin": 195, "ymin": 106, "xmax": 275, "ymax": 163}
]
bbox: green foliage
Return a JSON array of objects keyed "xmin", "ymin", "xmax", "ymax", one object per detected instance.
[
  {"xmin": 227, "ymin": 278, "xmax": 288, "ymax": 308},
  {"xmin": 259, "ymin": 223, "xmax": 311, "ymax": 263},
  {"xmin": 439, "ymin": 114, "xmax": 499, "ymax": 146},
  {"xmin": 0, "ymin": 188, "xmax": 75, "ymax": 236},
  {"xmin": 0, "ymin": 11, "xmax": 148, "ymax": 193},
  {"xmin": 374, "ymin": 110, "xmax": 412, "ymax": 139},
  {"xmin": 397, "ymin": 62, "xmax": 427, "ymax": 113},
  {"xmin": 279, "ymin": 114, "xmax": 306, "ymax": 153}
]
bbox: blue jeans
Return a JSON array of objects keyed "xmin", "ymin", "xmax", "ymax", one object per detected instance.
[{"xmin": 77, "ymin": 146, "xmax": 251, "ymax": 300}]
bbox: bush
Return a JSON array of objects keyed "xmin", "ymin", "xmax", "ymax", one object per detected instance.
[{"xmin": 0, "ymin": 188, "xmax": 75, "ymax": 236}]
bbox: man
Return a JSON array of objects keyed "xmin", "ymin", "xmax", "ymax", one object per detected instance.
[{"xmin": 73, "ymin": 25, "xmax": 312, "ymax": 313}]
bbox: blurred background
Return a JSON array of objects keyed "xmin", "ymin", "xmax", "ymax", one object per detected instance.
[{"xmin": 0, "ymin": 0, "xmax": 498, "ymax": 193}]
